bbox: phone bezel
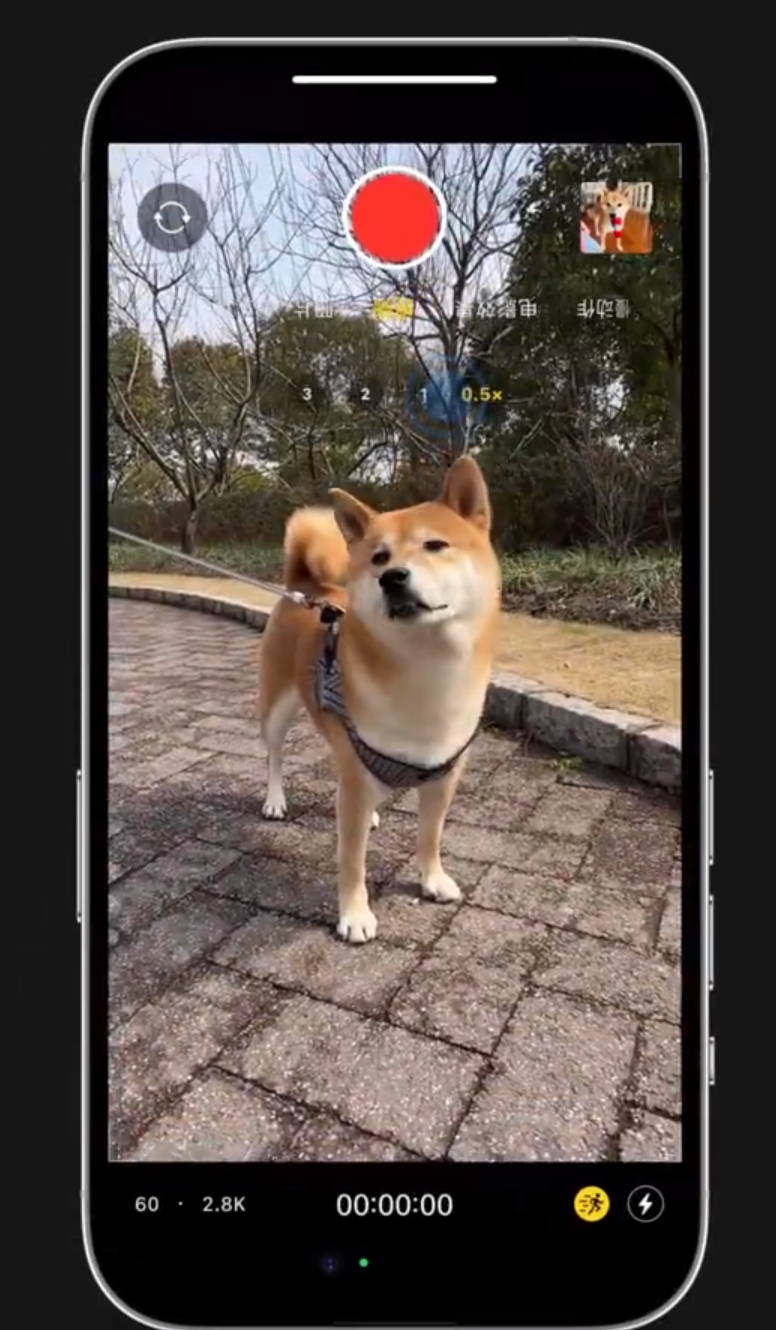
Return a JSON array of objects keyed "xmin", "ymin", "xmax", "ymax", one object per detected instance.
[{"xmin": 83, "ymin": 37, "xmax": 709, "ymax": 1330}]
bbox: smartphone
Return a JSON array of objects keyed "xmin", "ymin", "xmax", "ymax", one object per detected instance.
[{"xmin": 82, "ymin": 37, "xmax": 709, "ymax": 1330}]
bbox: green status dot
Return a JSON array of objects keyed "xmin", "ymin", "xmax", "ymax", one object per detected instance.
[{"xmin": 359, "ymin": 1258, "xmax": 369, "ymax": 1269}]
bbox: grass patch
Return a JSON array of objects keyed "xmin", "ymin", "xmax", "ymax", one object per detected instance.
[
  {"xmin": 499, "ymin": 546, "xmax": 681, "ymax": 632},
  {"xmin": 109, "ymin": 538, "xmax": 680, "ymax": 633}
]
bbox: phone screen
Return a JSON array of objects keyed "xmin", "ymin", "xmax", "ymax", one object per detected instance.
[{"xmin": 84, "ymin": 40, "xmax": 708, "ymax": 1330}]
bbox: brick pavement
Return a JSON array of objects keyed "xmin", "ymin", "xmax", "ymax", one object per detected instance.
[{"xmin": 108, "ymin": 600, "xmax": 682, "ymax": 1164}]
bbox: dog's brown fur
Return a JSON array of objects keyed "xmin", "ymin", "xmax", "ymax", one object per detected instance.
[{"xmin": 257, "ymin": 457, "xmax": 501, "ymax": 942}]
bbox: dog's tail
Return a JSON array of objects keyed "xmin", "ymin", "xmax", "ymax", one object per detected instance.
[{"xmin": 283, "ymin": 507, "xmax": 349, "ymax": 596}]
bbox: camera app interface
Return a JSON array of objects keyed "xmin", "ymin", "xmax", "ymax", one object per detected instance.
[{"xmin": 107, "ymin": 142, "xmax": 682, "ymax": 1176}]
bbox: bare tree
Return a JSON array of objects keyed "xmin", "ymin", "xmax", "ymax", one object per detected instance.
[{"xmin": 108, "ymin": 146, "xmax": 308, "ymax": 550}]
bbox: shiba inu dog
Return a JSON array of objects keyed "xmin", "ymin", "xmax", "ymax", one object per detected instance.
[
  {"xmin": 593, "ymin": 185, "xmax": 631, "ymax": 252},
  {"xmin": 257, "ymin": 456, "xmax": 500, "ymax": 943}
]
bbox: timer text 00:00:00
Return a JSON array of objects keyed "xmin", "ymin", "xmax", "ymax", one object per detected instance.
[{"xmin": 336, "ymin": 1194, "xmax": 453, "ymax": 1217}]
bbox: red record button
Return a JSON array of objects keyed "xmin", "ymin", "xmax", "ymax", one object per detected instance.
[{"xmin": 342, "ymin": 167, "xmax": 447, "ymax": 270}]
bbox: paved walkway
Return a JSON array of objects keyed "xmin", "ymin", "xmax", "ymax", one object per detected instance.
[{"xmin": 108, "ymin": 599, "xmax": 682, "ymax": 1164}]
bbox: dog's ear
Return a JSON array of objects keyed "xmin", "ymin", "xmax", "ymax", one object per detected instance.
[
  {"xmin": 440, "ymin": 456, "xmax": 491, "ymax": 530},
  {"xmin": 330, "ymin": 489, "xmax": 375, "ymax": 544}
]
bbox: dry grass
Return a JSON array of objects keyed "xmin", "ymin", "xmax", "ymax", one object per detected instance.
[{"xmin": 496, "ymin": 612, "xmax": 679, "ymax": 723}]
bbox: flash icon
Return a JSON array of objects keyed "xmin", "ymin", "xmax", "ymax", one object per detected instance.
[{"xmin": 627, "ymin": 1185, "xmax": 665, "ymax": 1223}]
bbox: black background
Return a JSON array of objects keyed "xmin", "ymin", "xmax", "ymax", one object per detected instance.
[{"xmin": 9, "ymin": 11, "xmax": 768, "ymax": 1329}]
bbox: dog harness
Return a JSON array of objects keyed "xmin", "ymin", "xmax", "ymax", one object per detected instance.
[{"xmin": 314, "ymin": 606, "xmax": 480, "ymax": 790}]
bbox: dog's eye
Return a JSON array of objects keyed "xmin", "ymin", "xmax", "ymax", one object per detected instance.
[
  {"xmin": 423, "ymin": 539, "xmax": 449, "ymax": 552},
  {"xmin": 371, "ymin": 548, "xmax": 391, "ymax": 566}
]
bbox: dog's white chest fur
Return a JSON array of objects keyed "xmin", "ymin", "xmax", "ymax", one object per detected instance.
[{"xmin": 345, "ymin": 636, "xmax": 486, "ymax": 768}]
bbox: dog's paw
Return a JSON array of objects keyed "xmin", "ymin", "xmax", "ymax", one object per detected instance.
[
  {"xmin": 421, "ymin": 870, "xmax": 461, "ymax": 903},
  {"xmin": 370, "ymin": 811, "xmax": 380, "ymax": 829},
  {"xmin": 337, "ymin": 905, "xmax": 378, "ymax": 943},
  {"xmin": 262, "ymin": 796, "xmax": 287, "ymax": 820}
]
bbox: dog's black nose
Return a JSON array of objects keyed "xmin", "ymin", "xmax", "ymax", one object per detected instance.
[{"xmin": 379, "ymin": 566, "xmax": 411, "ymax": 591}]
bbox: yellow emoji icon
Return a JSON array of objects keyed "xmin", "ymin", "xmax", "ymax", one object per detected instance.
[{"xmin": 574, "ymin": 1186, "xmax": 610, "ymax": 1221}]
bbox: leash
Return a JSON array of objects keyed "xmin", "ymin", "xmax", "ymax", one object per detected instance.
[{"xmin": 108, "ymin": 526, "xmax": 340, "ymax": 614}]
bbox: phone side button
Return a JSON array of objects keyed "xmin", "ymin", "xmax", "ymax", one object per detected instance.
[
  {"xmin": 709, "ymin": 1036, "xmax": 716, "ymax": 1086},
  {"xmin": 708, "ymin": 768, "xmax": 714, "ymax": 866},
  {"xmin": 708, "ymin": 895, "xmax": 714, "ymax": 991},
  {"xmin": 76, "ymin": 769, "xmax": 83, "ymax": 924}
]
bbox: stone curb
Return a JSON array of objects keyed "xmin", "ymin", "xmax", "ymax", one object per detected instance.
[{"xmin": 109, "ymin": 581, "xmax": 681, "ymax": 792}]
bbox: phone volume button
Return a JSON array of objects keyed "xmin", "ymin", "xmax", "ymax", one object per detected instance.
[
  {"xmin": 709, "ymin": 1036, "xmax": 716, "ymax": 1086},
  {"xmin": 708, "ymin": 895, "xmax": 714, "ymax": 991},
  {"xmin": 708, "ymin": 768, "xmax": 714, "ymax": 866},
  {"xmin": 76, "ymin": 769, "xmax": 83, "ymax": 924}
]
